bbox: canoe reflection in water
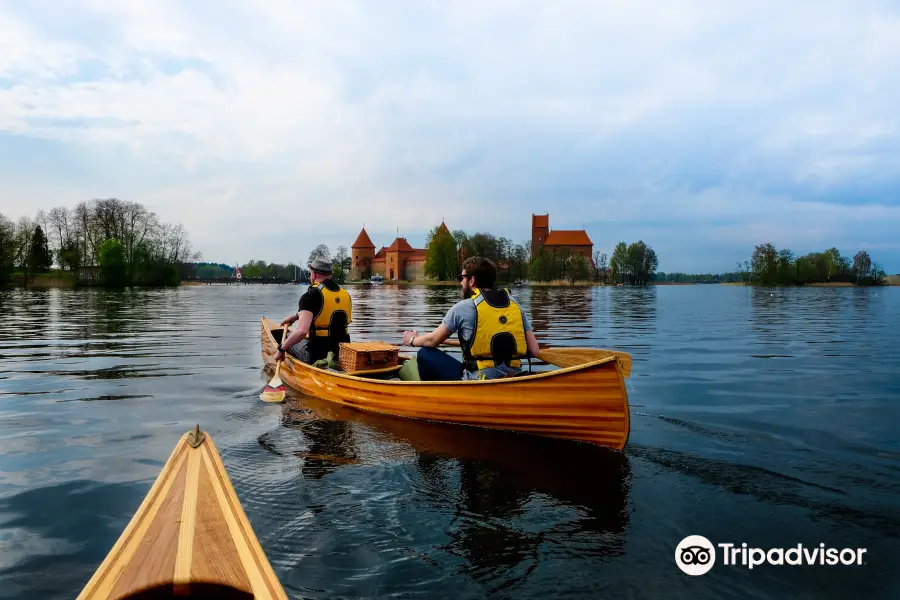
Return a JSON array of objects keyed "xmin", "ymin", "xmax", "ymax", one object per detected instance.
[
  {"xmin": 258, "ymin": 405, "xmax": 362, "ymax": 480},
  {"xmin": 261, "ymin": 391, "xmax": 632, "ymax": 586}
]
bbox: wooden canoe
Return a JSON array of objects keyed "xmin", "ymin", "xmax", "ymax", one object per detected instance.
[
  {"xmin": 260, "ymin": 317, "xmax": 630, "ymax": 450},
  {"xmin": 77, "ymin": 425, "xmax": 288, "ymax": 600}
]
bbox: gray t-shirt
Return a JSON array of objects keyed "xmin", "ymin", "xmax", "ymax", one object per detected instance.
[{"xmin": 441, "ymin": 293, "xmax": 533, "ymax": 380}]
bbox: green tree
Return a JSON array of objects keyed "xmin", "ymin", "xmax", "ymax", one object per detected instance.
[
  {"xmin": 14, "ymin": 217, "xmax": 34, "ymax": 270},
  {"xmin": 308, "ymin": 244, "xmax": 331, "ymax": 266},
  {"xmin": 468, "ymin": 232, "xmax": 501, "ymax": 263},
  {"xmin": 598, "ymin": 252, "xmax": 609, "ymax": 283},
  {"xmin": 58, "ymin": 240, "xmax": 81, "ymax": 272},
  {"xmin": 528, "ymin": 252, "xmax": 553, "ymax": 281},
  {"xmin": 424, "ymin": 225, "xmax": 457, "ymax": 281},
  {"xmin": 853, "ymin": 250, "xmax": 872, "ymax": 282},
  {"xmin": 452, "ymin": 230, "xmax": 469, "ymax": 271},
  {"xmin": 0, "ymin": 213, "xmax": 16, "ymax": 285},
  {"xmin": 508, "ymin": 243, "xmax": 530, "ymax": 281},
  {"xmin": 333, "ymin": 245, "xmax": 350, "ymax": 283},
  {"xmin": 751, "ymin": 243, "xmax": 778, "ymax": 285},
  {"xmin": 98, "ymin": 238, "xmax": 127, "ymax": 287},
  {"xmin": 28, "ymin": 225, "xmax": 53, "ymax": 272},
  {"xmin": 551, "ymin": 247, "xmax": 571, "ymax": 280},
  {"xmin": 776, "ymin": 248, "xmax": 794, "ymax": 284},
  {"xmin": 336, "ymin": 246, "xmax": 351, "ymax": 272},
  {"xmin": 823, "ymin": 247, "xmax": 851, "ymax": 281},
  {"xmin": 609, "ymin": 242, "xmax": 628, "ymax": 284},
  {"xmin": 567, "ymin": 255, "xmax": 590, "ymax": 282}
]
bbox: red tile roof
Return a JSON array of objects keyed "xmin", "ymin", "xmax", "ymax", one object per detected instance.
[
  {"xmin": 532, "ymin": 214, "xmax": 549, "ymax": 228},
  {"xmin": 543, "ymin": 230, "xmax": 593, "ymax": 246},
  {"xmin": 410, "ymin": 248, "xmax": 427, "ymax": 258},
  {"xmin": 387, "ymin": 237, "xmax": 416, "ymax": 252},
  {"xmin": 351, "ymin": 227, "xmax": 375, "ymax": 248},
  {"xmin": 373, "ymin": 246, "xmax": 386, "ymax": 259}
]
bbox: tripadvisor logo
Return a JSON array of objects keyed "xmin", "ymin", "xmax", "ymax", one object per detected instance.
[
  {"xmin": 675, "ymin": 535, "xmax": 867, "ymax": 576},
  {"xmin": 676, "ymin": 535, "xmax": 716, "ymax": 576}
]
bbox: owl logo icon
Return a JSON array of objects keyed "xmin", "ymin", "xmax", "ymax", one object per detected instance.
[{"xmin": 675, "ymin": 536, "xmax": 716, "ymax": 575}]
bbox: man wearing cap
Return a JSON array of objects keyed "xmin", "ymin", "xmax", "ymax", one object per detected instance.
[{"xmin": 274, "ymin": 257, "xmax": 352, "ymax": 365}]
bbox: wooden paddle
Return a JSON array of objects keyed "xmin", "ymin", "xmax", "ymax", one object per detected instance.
[
  {"xmin": 440, "ymin": 339, "xmax": 632, "ymax": 378},
  {"xmin": 260, "ymin": 325, "xmax": 288, "ymax": 403}
]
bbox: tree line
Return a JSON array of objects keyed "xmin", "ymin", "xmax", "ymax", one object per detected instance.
[
  {"xmin": 746, "ymin": 244, "xmax": 886, "ymax": 286},
  {"xmin": 421, "ymin": 226, "xmax": 660, "ymax": 285},
  {"xmin": 652, "ymin": 245, "xmax": 890, "ymax": 285},
  {"xmin": 424, "ymin": 228, "xmax": 532, "ymax": 283},
  {"xmin": 0, "ymin": 199, "xmax": 198, "ymax": 287},
  {"xmin": 184, "ymin": 247, "xmax": 344, "ymax": 284},
  {"xmin": 183, "ymin": 261, "xmax": 307, "ymax": 281},
  {"xmin": 653, "ymin": 272, "xmax": 746, "ymax": 283}
]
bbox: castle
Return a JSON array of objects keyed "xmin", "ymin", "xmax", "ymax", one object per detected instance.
[
  {"xmin": 349, "ymin": 215, "xmax": 593, "ymax": 281},
  {"xmin": 531, "ymin": 214, "xmax": 594, "ymax": 264},
  {"xmin": 349, "ymin": 225, "xmax": 443, "ymax": 281}
]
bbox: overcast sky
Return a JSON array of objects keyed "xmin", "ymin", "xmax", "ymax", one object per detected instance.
[{"xmin": 2, "ymin": 1, "xmax": 899, "ymax": 273}]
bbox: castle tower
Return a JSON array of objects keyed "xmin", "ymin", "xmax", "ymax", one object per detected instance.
[
  {"xmin": 350, "ymin": 227, "xmax": 376, "ymax": 280},
  {"xmin": 531, "ymin": 214, "xmax": 549, "ymax": 258}
]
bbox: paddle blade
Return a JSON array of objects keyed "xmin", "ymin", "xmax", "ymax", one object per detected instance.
[
  {"xmin": 538, "ymin": 348, "xmax": 632, "ymax": 378},
  {"xmin": 439, "ymin": 338, "xmax": 632, "ymax": 377},
  {"xmin": 259, "ymin": 362, "xmax": 286, "ymax": 403},
  {"xmin": 614, "ymin": 352, "xmax": 632, "ymax": 378}
]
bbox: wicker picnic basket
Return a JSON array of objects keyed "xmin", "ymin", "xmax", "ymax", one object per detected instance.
[{"xmin": 338, "ymin": 342, "xmax": 399, "ymax": 372}]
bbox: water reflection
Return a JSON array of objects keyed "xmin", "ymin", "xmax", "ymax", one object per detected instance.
[
  {"xmin": 609, "ymin": 287, "xmax": 657, "ymax": 334},
  {"xmin": 288, "ymin": 394, "xmax": 632, "ymax": 587},
  {"xmin": 444, "ymin": 459, "xmax": 542, "ymax": 586},
  {"xmin": 423, "ymin": 286, "xmax": 456, "ymax": 311},
  {"xmin": 0, "ymin": 480, "xmax": 148, "ymax": 599},
  {"xmin": 748, "ymin": 287, "xmax": 793, "ymax": 352},
  {"xmin": 528, "ymin": 287, "xmax": 595, "ymax": 340},
  {"xmin": 849, "ymin": 286, "xmax": 875, "ymax": 318},
  {"xmin": 257, "ymin": 403, "xmax": 362, "ymax": 480}
]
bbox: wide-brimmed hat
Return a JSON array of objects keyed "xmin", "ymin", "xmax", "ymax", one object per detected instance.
[{"xmin": 308, "ymin": 257, "xmax": 333, "ymax": 274}]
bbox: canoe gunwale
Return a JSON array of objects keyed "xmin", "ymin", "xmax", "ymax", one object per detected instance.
[{"xmin": 260, "ymin": 316, "xmax": 620, "ymax": 386}]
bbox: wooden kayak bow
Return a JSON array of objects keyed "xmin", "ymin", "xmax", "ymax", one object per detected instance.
[
  {"xmin": 439, "ymin": 339, "xmax": 632, "ymax": 378},
  {"xmin": 77, "ymin": 425, "xmax": 288, "ymax": 599}
]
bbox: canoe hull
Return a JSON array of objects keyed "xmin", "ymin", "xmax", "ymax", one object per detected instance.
[
  {"xmin": 77, "ymin": 427, "xmax": 287, "ymax": 600},
  {"xmin": 260, "ymin": 317, "xmax": 630, "ymax": 450}
]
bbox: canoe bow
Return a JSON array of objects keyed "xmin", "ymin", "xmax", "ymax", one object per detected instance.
[{"xmin": 77, "ymin": 425, "xmax": 288, "ymax": 600}]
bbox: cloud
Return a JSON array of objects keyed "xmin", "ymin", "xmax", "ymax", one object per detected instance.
[{"xmin": 0, "ymin": 0, "xmax": 899, "ymax": 272}]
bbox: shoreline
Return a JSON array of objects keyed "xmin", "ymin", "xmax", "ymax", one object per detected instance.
[{"xmin": 4, "ymin": 278, "xmax": 897, "ymax": 290}]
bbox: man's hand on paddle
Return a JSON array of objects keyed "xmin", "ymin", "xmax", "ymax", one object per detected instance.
[
  {"xmin": 280, "ymin": 314, "xmax": 297, "ymax": 326},
  {"xmin": 274, "ymin": 349, "xmax": 285, "ymax": 361}
]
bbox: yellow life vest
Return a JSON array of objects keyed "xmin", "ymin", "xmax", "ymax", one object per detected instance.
[
  {"xmin": 311, "ymin": 282, "xmax": 352, "ymax": 337},
  {"xmin": 462, "ymin": 287, "xmax": 528, "ymax": 370}
]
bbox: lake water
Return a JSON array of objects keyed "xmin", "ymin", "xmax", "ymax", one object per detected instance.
[{"xmin": 0, "ymin": 284, "xmax": 898, "ymax": 599}]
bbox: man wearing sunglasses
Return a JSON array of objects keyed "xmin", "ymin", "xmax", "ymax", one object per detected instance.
[{"xmin": 401, "ymin": 256, "xmax": 540, "ymax": 380}]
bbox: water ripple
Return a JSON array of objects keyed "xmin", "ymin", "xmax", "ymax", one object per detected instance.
[{"xmin": 1, "ymin": 285, "xmax": 898, "ymax": 599}]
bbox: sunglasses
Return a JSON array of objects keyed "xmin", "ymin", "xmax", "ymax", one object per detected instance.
[{"xmin": 457, "ymin": 273, "xmax": 473, "ymax": 282}]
